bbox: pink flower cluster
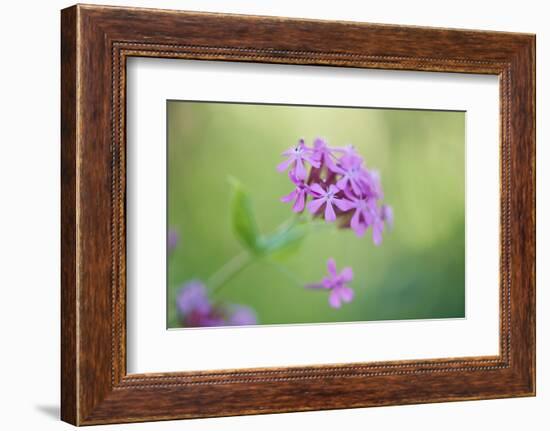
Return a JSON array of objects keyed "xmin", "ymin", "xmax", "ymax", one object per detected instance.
[{"xmin": 278, "ymin": 138, "xmax": 393, "ymax": 245}]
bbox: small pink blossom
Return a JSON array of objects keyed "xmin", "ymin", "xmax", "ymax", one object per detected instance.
[
  {"xmin": 307, "ymin": 183, "xmax": 352, "ymax": 222},
  {"xmin": 281, "ymin": 172, "xmax": 309, "ymax": 212},
  {"xmin": 176, "ymin": 281, "xmax": 258, "ymax": 327},
  {"xmin": 334, "ymin": 154, "xmax": 370, "ymax": 196},
  {"xmin": 332, "ymin": 144, "xmax": 363, "ymax": 161},
  {"xmin": 307, "ymin": 258, "xmax": 354, "ymax": 308},
  {"xmin": 345, "ymin": 194, "xmax": 378, "ymax": 238},
  {"xmin": 311, "ymin": 137, "xmax": 340, "ymax": 172},
  {"xmin": 277, "ymin": 139, "xmax": 320, "ymax": 181}
]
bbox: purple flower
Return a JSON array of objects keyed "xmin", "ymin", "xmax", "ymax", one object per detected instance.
[
  {"xmin": 345, "ymin": 194, "xmax": 378, "ymax": 238},
  {"xmin": 333, "ymin": 144, "xmax": 362, "ymax": 161},
  {"xmin": 176, "ymin": 281, "xmax": 223, "ymax": 327},
  {"xmin": 281, "ymin": 172, "xmax": 309, "ymax": 212},
  {"xmin": 307, "ymin": 258, "xmax": 354, "ymax": 308},
  {"xmin": 307, "ymin": 183, "xmax": 353, "ymax": 222},
  {"xmin": 334, "ymin": 154, "xmax": 370, "ymax": 196},
  {"xmin": 277, "ymin": 139, "xmax": 320, "ymax": 181},
  {"xmin": 167, "ymin": 228, "xmax": 180, "ymax": 254},
  {"xmin": 177, "ymin": 280, "xmax": 210, "ymax": 315},
  {"xmin": 312, "ymin": 137, "xmax": 339, "ymax": 172},
  {"xmin": 227, "ymin": 305, "xmax": 257, "ymax": 326},
  {"xmin": 176, "ymin": 280, "xmax": 258, "ymax": 328},
  {"xmin": 176, "ymin": 281, "xmax": 225, "ymax": 327}
]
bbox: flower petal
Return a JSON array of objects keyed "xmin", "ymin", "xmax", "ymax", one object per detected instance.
[
  {"xmin": 362, "ymin": 206, "xmax": 375, "ymax": 226},
  {"xmin": 288, "ymin": 170, "xmax": 302, "ymax": 185},
  {"xmin": 309, "ymin": 183, "xmax": 325, "ymax": 196},
  {"xmin": 350, "ymin": 178, "xmax": 362, "ymax": 196},
  {"xmin": 176, "ymin": 281, "xmax": 210, "ymax": 315},
  {"xmin": 336, "ymin": 177, "xmax": 348, "ymax": 190},
  {"xmin": 329, "ymin": 289, "xmax": 342, "ymax": 308},
  {"xmin": 307, "ymin": 197, "xmax": 325, "ymax": 214},
  {"xmin": 340, "ymin": 267, "xmax": 353, "ymax": 282},
  {"xmin": 322, "ymin": 277, "xmax": 333, "ymax": 289},
  {"xmin": 303, "ymin": 154, "xmax": 321, "ymax": 168},
  {"xmin": 324, "ymin": 154, "xmax": 339, "ymax": 172},
  {"xmin": 324, "ymin": 201, "xmax": 336, "ymax": 222},
  {"xmin": 277, "ymin": 157, "xmax": 294, "ymax": 172},
  {"xmin": 227, "ymin": 305, "xmax": 257, "ymax": 326},
  {"xmin": 327, "ymin": 258, "xmax": 338, "ymax": 277},
  {"xmin": 326, "ymin": 185, "xmax": 337, "ymax": 195},
  {"xmin": 292, "ymin": 189, "xmax": 306, "ymax": 212},
  {"xmin": 294, "ymin": 158, "xmax": 307, "ymax": 180},
  {"xmin": 372, "ymin": 220, "xmax": 384, "ymax": 245},
  {"xmin": 381, "ymin": 205, "xmax": 394, "ymax": 229},
  {"xmin": 280, "ymin": 189, "xmax": 297, "ymax": 203},
  {"xmin": 332, "ymin": 198, "xmax": 353, "ymax": 212},
  {"xmin": 282, "ymin": 148, "xmax": 294, "ymax": 156},
  {"xmin": 350, "ymin": 209, "xmax": 366, "ymax": 237},
  {"xmin": 338, "ymin": 285, "xmax": 354, "ymax": 303}
]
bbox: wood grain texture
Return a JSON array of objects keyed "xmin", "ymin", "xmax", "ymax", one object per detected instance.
[
  {"xmin": 60, "ymin": 4, "xmax": 536, "ymax": 425},
  {"xmin": 60, "ymin": 5, "xmax": 78, "ymax": 425}
]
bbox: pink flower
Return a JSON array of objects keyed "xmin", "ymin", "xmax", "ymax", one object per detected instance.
[
  {"xmin": 345, "ymin": 194, "xmax": 378, "ymax": 238},
  {"xmin": 334, "ymin": 154, "xmax": 370, "ymax": 196},
  {"xmin": 307, "ymin": 258, "xmax": 354, "ymax": 308},
  {"xmin": 176, "ymin": 281, "xmax": 258, "ymax": 327},
  {"xmin": 176, "ymin": 281, "xmax": 223, "ymax": 327},
  {"xmin": 227, "ymin": 305, "xmax": 257, "ymax": 326},
  {"xmin": 307, "ymin": 183, "xmax": 353, "ymax": 222},
  {"xmin": 311, "ymin": 137, "xmax": 340, "ymax": 172},
  {"xmin": 277, "ymin": 139, "xmax": 320, "ymax": 181},
  {"xmin": 332, "ymin": 144, "xmax": 362, "ymax": 161},
  {"xmin": 281, "ymin": 172, "xmax": 309, "ymax": 212}
]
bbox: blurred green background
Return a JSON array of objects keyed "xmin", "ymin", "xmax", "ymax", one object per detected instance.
[{"xmin": 167, "ymin": 101, "xmax": 465, "ymax": 328}]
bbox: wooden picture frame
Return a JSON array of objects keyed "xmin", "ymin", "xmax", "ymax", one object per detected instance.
[{"xmin": 61, "ymin": 4, "xmax": 535, "ymax": 425}]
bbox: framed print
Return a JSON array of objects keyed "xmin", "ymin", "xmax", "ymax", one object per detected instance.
[{"xmin": 61, "ymin": 4, "xmax": 536, "ymax": 425}]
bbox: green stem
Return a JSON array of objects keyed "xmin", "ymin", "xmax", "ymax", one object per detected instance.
[
  {"xmin": 262, "ymin": 259, "xmax": 304, "ymax": 287},
  {"xmin": 207, "ymin": 251, "xmax": 253, "ymax": 294},
  {"xmin": 206, "ymin": 214, "xmax": 331, "ymax": 295}
]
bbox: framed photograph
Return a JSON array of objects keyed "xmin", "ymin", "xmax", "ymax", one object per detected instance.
[{"xmin": 61, "ymin": 4, "xmax": 536, "ymax": 425}]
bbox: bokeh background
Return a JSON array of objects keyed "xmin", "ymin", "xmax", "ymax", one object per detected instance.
[{"xmin": 167, "ymin": 101, "xmax": 465, "ymax": 328}]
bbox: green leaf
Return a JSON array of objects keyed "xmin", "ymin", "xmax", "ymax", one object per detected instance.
[
  {"xmin": 228, "ymin": 178, "xmax": 310, "ymax": 258},
  {"xmin": 260, "ymin": 222, "xmax": 308, "ymax": 259},
  {"xmin": 229, "ymin": 177, "xmax": 261, "ymax": 254}
]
